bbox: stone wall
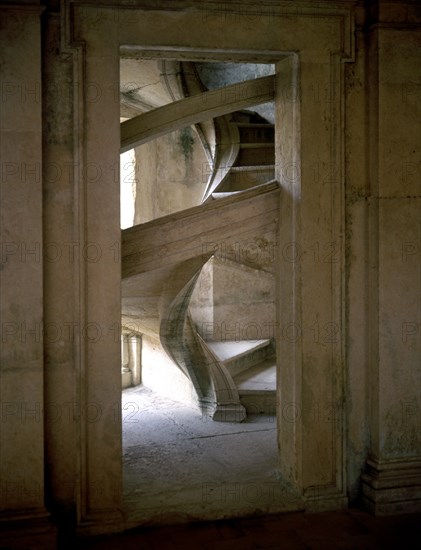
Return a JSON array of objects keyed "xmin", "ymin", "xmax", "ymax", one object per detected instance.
[
  {"xmin": 0, "ymin": 3, "xmax": 45, "ymax": 520},
  {"xmin": 190, "ymin": 257, "xmax": 276, "ymax": 342},
  {"xmin": 133, "ymin": 126, "xmax": 208, "ymax": 224}
]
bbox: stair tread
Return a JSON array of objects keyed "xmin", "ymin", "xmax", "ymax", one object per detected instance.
[
  {"xmin": 239, "ymin": 142, "xmax": 274, "ymax": 149},
  {"xmin": 229, "ymin": 165, "xmax": 275, "ymax": 172},
  {"xmin": 206, "ymin": 339, "xmax": 271, "ymax": 363},
  {"xmin": 236, "ymin": 122, "xmax": 274, "ymax": 128},
  {"xmin": 235, "ymin": 358, "xmax": 276, "ymax": 392},
  {"xmin": 239, "ymin": 388, "xmax": 276, "ymax": 395},
  {"xmin": 211, "ymin": 191, "xmax": 248, "ymax": 199},
  {"xmin": 212, "ymin": 178, "xmax": 278, "ymax": 198}
]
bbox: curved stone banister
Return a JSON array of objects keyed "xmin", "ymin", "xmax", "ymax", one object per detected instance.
[
  {"xmin": 121, "ymin": 62, "xmax": 277, "ymax": 419},
  {"xmin": 202, "ymin": 114, "xmax": 241, "ymax": 202},
  {"xmin": 121, "ymin": 181, "xmax": 280, "ymax": 419},
  {"xmin": 160, "ymin": 60, "xmax": 243, "ymax": 204},
  {"xmin": 120, "ymin": 74, "xmax": 275, "ymax": 152},
  {"xmin": 122, "ymin": 180, "xmax": 280, "ymax": 279},
  {"xmin": 194, "ymin": 330, "xmax": 246, "ymax": 422},
  {"xmin": 159, "ymin": 267, "xmax": 246, "ymax": 420},
  {"xmin": 160, "ymin": 60, "xmax": 216, "ymax": 166}
]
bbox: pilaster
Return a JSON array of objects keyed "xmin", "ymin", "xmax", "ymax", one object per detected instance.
[
  {"xmin": 363, "ymin": 2, "xmax": 421, "ymax": 514},
  {"xmin": 0, "ymin": 2, "xmax": 56, "ymax": 547}
]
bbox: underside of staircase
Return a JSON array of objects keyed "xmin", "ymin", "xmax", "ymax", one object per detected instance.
[{"xmin": 121, "ymin": 62, "xmax": 279, "ymax": 421}]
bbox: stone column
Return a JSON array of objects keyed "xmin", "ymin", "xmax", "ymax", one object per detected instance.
[
  {"xmin": 121, "ymin": 333, "xmax": 132, "ymax": 389},
  {"xmin": 42, "ymin": 6, "xmax": 81, "ymax": 527},
  {"xmin": 69, "ymin": 4, "xmax": 123, "ymax": 533},
  {"xmin": 128, "ymin": 334, "xmax": 142, "ymax": 387},
  {"xmin": 121, "ymin": 332, "xmax": 142, "ymax": 389},
  {"xmin": 275, "ymin": 37, "xmax": 349, "ymax": 511}
]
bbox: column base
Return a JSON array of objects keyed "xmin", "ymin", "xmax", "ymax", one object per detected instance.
[
  {"xmin": 76, "ymin": 509, "xmax": 124, "ymax": 537},
  {"xmin": 122, "ymin": 368, "xmax": 133, "ymax": 389},
  {"xmin": 212, "ymin": 403, "xmax": 247, "ymax": 422},
  {"xmin": 200, "ymin": 400, "xmax": 247, "ymax": 422},
  {"xmin": 361, "ymin": 457, "xmax": 421, "ymax": 515},
  {"xmin": 304, "ymin": 486, "xmax": 348, "ymax": 513},
  {"xmin": 0, "ymin": 509, "xmax": 56, "ymax": 549}
]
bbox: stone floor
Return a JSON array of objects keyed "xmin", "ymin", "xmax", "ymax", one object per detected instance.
[
  {"xmin": 77, "ymin": 509, "xmax": 421, "ymax": 549},
  {"xmin": 122, "ymin": 385, "xmax": 290, "ymax": 527},
  {"xmin": 111, "ymin": 386, "xmax": 421, "ymax": 549}
]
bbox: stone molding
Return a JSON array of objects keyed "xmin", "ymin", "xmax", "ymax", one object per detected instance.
[
  {"xmin": 362, "ymin": 458, "xmax": 421, "ymax": 515},
  {"xmin": 65, "ymin": 0, "xmax": 357, "ymax": 527},
  {"xmin": 0, "ymin": 510, "xmax": 56, "ymax": 549}
]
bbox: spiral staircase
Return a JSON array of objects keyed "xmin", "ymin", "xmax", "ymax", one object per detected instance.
[{"xmin": 121, "ymin": 62, "xmax": 279, "ymax": 421}]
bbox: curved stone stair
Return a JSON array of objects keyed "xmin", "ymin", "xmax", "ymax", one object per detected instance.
[
  {"xmin": 234, "ymin": 357, "xmax": 277, "ymax": 415},
  {"xmin": 208, "ymin": 110, "xmax": 275, "ymax": 196},
  {"xmin": 206, "ymin": 339, "xmax": 274, "ymax": 378},
  {"xmin": 121, "ymin": 182, "xmax": 280, "ymax": 420},
  {"xmin": 121, "ymin": 62, "xmax": 278, "ymax": 421}
]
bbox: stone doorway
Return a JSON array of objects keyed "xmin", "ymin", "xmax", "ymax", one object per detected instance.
[{"xmin": 119, "ymin": 57, "xmax": 283, "ymax": 522}]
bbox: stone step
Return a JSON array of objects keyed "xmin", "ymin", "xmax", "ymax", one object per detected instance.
[
  {"xmin": 234, "ymin": 356, "xmax": 276, "ymax": 390},
  {"xmin": 219, "ymin": 165, "xmax": 275, "ymax": 191},
  {"xmin": 238, "ymin": 124, "xmax": 274, "ymax": 144},
  {"xmin": 235, "ymin": 144, "xmax": 275, "ymax": 166},
  {"xmin": 232, "ymin": 110, "xmax": 270, "ymax": 124},
  {"xmin": 206, "ymin": 339, "xmax": 275, "ymax": 377},
  {"xmin": 239, "ymin": 142, "xmax": 275, "ymax": 149},
  {"xmin": 235, "ymin": 357, "xmax": 276, "ymax": 415},
  {"xmin": 239, "ymin": 390, "xmax": 276, "ymax": 415},
  {"xmin": 211, "ymin": 191, "xmax": 248, "ymax": 199},
  {"xmin": 236, "ymin": 122, "xmax": 274, "ymax": 128}
]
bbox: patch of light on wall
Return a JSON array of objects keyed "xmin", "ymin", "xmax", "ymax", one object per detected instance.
[{"xmin": 120, "ymin": 149, "xmax": 136, "ymax": 229}]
